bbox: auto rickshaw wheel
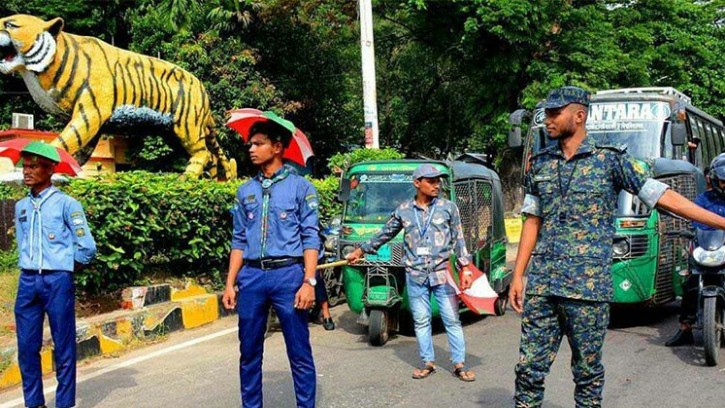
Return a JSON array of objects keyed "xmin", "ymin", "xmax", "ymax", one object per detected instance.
[
  {"xmin": 369, "ymin": 309, "xmax": 389, "ymax": 346},
  {"xmin": 494, "ymin": 288, "xmax": 509, "ymax": 316}
]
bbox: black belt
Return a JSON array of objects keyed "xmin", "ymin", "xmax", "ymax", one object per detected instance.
[
  {"xmin": 244, "ymin": 257, "xmax": 303, "ymax": 270},
  {"xmin": 21, "ymin": 269, "xmax": 66, "ymax": 275}
]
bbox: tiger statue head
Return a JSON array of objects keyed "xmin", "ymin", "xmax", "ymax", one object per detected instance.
[{"xmin": 0, "ymin": 14, "xmax": 64, "ymax": 75}]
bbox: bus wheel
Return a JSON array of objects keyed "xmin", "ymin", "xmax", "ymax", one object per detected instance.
[
  {"xmin": 495, "ymin": 289, "xmax": 509, "ymax": 316},
  {"xmin": 703, "ymin": 296, "xmax": 722, "ymax": 366},
  {"xmin": 369, "ymin": 309, "xmax": 390, "ymax": 346}
]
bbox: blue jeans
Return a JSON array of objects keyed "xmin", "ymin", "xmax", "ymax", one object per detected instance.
[
  {"xmin": 236, "ymin": 263, "xmax": 316, "ymax": 408},
  {"xmin": 407, "ymin": 277, "xmax": 466, "ymax": 365},
  {"xmin": 15, "ymin": 271, "xmax": 76, "ymax": 408}
]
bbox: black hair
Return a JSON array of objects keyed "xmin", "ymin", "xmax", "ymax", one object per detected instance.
[{"xmin": 249, "ymin": 121, "xmax": 292, "ymax": 148}]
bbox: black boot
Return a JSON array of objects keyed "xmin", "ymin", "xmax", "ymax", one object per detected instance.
[
  {"xmin": 322, "ymin": 317, "xmax": 336, "ymax": 331},
  {"xmin": 665, "ymin": 329, "xmax": 694, "ymax": 347}
]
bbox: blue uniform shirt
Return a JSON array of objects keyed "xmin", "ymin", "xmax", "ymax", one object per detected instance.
[
  {"xmin": 232, "ymin": 165, "xmax": 321, "ymax": 259},
  {"xmin": 15, "ymin": 185, "xmax": 97, "ymax": 272},
  {"xmin": 693, "ymin": 190, "xmax": 725, "ymax": 230}
]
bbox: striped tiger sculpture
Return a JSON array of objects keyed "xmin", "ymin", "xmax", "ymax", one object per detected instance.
[{"xmin": 0, "ymin": 14, "xmax": 236, "ymax": 180}]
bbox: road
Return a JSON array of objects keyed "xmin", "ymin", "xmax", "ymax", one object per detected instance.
[{"xmin": 1, "ymin": 299, "xmax": 725, "ymax": 408}]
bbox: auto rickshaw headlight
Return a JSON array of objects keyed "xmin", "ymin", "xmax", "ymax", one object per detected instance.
[
  {"xmin": 612, "ymin": 238, "xmax": 630, "ymax": 258},
  {"xmin": 341, "ymin": 245, "xmax": 355, "ymax": 258},
  {"xmin": 324, "ymin": 235, "xmax": 339, "ymax": 252},
  {"xmin": 693, "ymin": 246, "xmax": 725, "ymax": 267}
]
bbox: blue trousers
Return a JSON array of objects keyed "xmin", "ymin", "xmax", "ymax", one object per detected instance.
[
  {"xmin": 236, "ymin": 263, "xmax": 316, "ymax": 408},
  {"xmin": 14, "ymin": 271, "xmax": 76, "ymax": 408}
]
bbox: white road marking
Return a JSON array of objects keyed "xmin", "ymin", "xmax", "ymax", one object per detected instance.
[{"xmin": 0, "ymin": 327, "xmax": 237, "ymax": 408}]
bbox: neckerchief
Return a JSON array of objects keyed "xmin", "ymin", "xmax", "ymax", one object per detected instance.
[{"xmin": 257, "ymin": 167, "xmax": 290, "ymax": 257}]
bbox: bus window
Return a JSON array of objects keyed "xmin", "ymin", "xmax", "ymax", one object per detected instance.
[
  {"xmin": 704, "ymin": 123, "xmax": 716, "ymax": 163},
  {"xmin": 687, "ymin": 115, "xmax": 702, "ymax": 166}
]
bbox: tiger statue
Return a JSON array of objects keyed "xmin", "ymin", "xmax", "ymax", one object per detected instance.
[{"xmin": 0, "ymin": 14, "xmax": 236, "ymax": 180}]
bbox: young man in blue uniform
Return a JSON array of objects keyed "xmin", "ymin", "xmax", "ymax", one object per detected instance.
[
  {"xmin": 14, "ymin": 141, "xmax": 97, "ymax": 408},
  {"xmin": 346, "ymin": 164, "xmax": 476, "ymax": 382},
  {"xmin": 666, "ymin": 153, "xmax": 725, "ymax": 346},
  {"xmin": 222, "ymin": 121, "xmax": 320, "ymax": 408},
  {"xmin": 510, "ymin": 87, "xmax": 725, "ymax": 407}
]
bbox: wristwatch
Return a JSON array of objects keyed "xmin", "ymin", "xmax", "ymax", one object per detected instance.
[{"xmin": 304, "ymin": 277, "xmax": 317, "ymax": 287}]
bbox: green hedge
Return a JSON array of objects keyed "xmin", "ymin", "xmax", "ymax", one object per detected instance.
[
  {"xmin": 1, "ymin": 148, "xmax": 403, "ymax": 293},
  {"xmin": 63, "ymin": 172, "xmax": 241, "ymax": 293}
]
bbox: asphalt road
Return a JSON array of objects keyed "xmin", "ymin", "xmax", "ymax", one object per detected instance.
[{"xmin": 1, "ymin": 299, "xmax": 725, "ymax": 408}]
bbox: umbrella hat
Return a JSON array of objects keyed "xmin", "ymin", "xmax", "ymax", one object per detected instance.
[
  {"xmin": 0, "ymin": 138, "xmax": 83, "ymax": 176},
  {"xmin": 21, "ymin": 141, "xmax": 61, "ymax": 162},
  {"xmin": 261, "ymin": 111, "xmax": 295, "ymax": 134}
]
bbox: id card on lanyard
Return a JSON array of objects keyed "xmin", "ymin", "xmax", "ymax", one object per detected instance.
[{"xmin": 414, "ymin": 200, "xmax": 436, "ymax": 256}]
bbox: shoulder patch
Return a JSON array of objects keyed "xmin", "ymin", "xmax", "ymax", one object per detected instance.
[
  {"xmin": 75, "ymin": 228, "xmax": 86, "ymax": 237},
  {"xmin": 595, "ymin": 144, "xmax": 627, "ymax": 153}
]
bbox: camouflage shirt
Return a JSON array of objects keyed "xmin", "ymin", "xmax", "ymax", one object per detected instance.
[
  {"xmin": 520, "ymin": 136, "xmax": 669, "ymax": 301},
  {"xmin": 361, "ymin": 197, "xmax": 471, "ymax": 286}
]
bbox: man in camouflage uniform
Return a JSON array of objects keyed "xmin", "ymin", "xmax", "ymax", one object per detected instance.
[{"xmin": 509, "ymin": 86, "xmax": 725, "ymax": 407}]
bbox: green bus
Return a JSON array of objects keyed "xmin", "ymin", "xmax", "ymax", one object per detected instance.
[{"xmin": 509, "ymin": 87, "xmax": 725, "ymax": 304}]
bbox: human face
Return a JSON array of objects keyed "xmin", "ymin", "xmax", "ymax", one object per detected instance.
[
  {"xmin": 22, "ymin": 154, "xmax": 54, "ymax": 191},
  {"xmin": 414, "ymin": 176, "xmax": 442, "ymax": 199},
  {"xmin": 248, "ymin": 133, "xmax": 282, "ymax": 166},
  {"xmin": 544, "ymin": 103, "xmax": 587, "ymax": 139}
]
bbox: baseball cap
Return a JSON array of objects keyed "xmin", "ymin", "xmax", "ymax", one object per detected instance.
[
  {"xmin": 413, "ymin": 163, "xmax": 447, "ymax": 180},
  {"xmin": 544, "ymin": 86, "xmax": 591, "ymax": 109}
]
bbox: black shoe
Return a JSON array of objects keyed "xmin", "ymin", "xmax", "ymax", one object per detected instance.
[
  {"xmin": 665, "ymin": 329, "xmax": 694, "ymax": 347},
  {"xmin": 322, "ymin": 317, "xmax": 335, "ymax": 331}
]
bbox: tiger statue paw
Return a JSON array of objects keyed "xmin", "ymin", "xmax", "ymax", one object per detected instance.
[{"xmin": 0, "ymin": 14, "xmax": 236, "ymax": 180}]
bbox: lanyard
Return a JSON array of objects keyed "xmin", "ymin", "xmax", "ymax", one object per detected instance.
[
  {"xmin": 28, "ymin": 189, "xmax": 57, "ymax": 271},
  {"xmin": 414, "ymin": 199, "xmax": 436, "ymax": 239},
  {"xmin": 259, "ymin": 168, "xmax": 289, "ymax": 257},
  {"xmin": 556, "ymin": 156, "xmax": 579, "ymax": 199}
]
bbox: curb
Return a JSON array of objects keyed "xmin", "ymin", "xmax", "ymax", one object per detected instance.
[{"xmin": 0, "ymin": 283, "xmax": 231, "ymax": 390}]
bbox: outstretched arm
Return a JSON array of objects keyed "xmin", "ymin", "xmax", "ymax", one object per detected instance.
[{"xmin": 656, "ymin": 189, "xmax": 725, "ymax": 230}]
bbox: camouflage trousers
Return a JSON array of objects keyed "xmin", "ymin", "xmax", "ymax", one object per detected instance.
[{"xmin": 514, "ymin": 295, "xmax": 610, "ymax": 408}]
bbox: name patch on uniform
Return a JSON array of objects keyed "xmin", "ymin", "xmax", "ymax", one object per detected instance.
[
  {"xmin": 533, "ymin": 175, "xmax": 553, "ymax": 182},
  {"xmin": 75, "ymin": 228, "xmax": 86, "ymax": 237},
  {"xmin": 19, "ymin": 216, "xmax": 27, "ymax": 222}
]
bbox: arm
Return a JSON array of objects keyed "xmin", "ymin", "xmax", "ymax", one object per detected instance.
[
  {"xmin": 14, "ymin": 202, "xmax": 25, "ymax": 250},
  {"xmin": 295, "ymin": 182, "xmax": 321, "ymax": 309},
  {"xmin": 346, "ymin": 211, "xmax": 403, "ymax": 263},
  {"xmin": 656, "ymin": 189, "xmax": 725, "ymax": 230},
  {"xmin": 66, "ymin": 199, "xmax": 97, "ymax": 267},
  {"xmin": 509, "ymin": 215, "xmax": 542, "ymax": 313},
  {"xmin": 223, "ymin": 198, "xmax": 247, "ymax": 310},
  {"xmin": 450, "ymin": 204, "xmax": 473, "ymax": 290}
]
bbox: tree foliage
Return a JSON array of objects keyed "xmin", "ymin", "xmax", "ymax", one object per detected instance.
[{"xmin": 0, "ymin": 0, "xmax": 724, "ymax": 173}]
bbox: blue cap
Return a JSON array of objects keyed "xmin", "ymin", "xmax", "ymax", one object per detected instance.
[
  {"xmin": 413, "ymin": 163, "xmax": 447, "ymax": 180},
  {"xmin": 544, "ymin": 86, "xmax": 591, "ymax": 109}
]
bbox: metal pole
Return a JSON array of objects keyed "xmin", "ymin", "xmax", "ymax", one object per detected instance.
[{"xmin": 359, "ymin": 0, "xmax": 379, "ymax": 149}]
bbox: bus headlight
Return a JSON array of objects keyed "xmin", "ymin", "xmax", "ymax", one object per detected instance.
[
  {"xmin": 613, "ymin": 239, "xmax": 630, "ymax": 258},
  {"xmin": 693, "ymin": 247, "xmax": 725, "ymax": 267}
]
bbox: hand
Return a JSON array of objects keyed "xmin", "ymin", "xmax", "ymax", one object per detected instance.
[
  {"xmin": 294, "ymin": 283, "xmax": 315, "ymax": 309},
  {"xmin": 222, "ymin": 286, "xmax": 237, "ymax": 310},
  {"xmin": 509, "ymin": 277, "xmax": 525, "ymax": 314},
  {"xmin": 460, "ymin": 273, "xmax": 473, "ymax": 291},
  {"xmin": 346, "ymin": 247, "xmax": 364, "ymax": 264}
]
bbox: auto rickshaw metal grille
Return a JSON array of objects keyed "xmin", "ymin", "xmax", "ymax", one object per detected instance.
[
  {"xmin": 342, "ymin": 239, "xmax": 405, "ymax": 267},
  {"xmin": 454, "ymin": 180, "xmax": 494, "ymax": 253},
  {"xmin": 653, "ymin": 173, "xmax": 697, "ymax": 304}
]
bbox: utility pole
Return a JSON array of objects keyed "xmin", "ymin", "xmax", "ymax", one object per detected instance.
[{"xmin": 359, "ymin": 0, "xmax": 379, "ymax": 149}]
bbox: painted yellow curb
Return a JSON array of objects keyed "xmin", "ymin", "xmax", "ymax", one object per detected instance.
[
  {"xmin": 170, "ymin": 283, "xmax": 207, "ymax": 301},
  {"xmin": 0, "ymin": 348, "xmax": 53, "ymax": 388},
  {"xmin": 180, "ymin": 295, "xmax": 219, "ymax": 329}
]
